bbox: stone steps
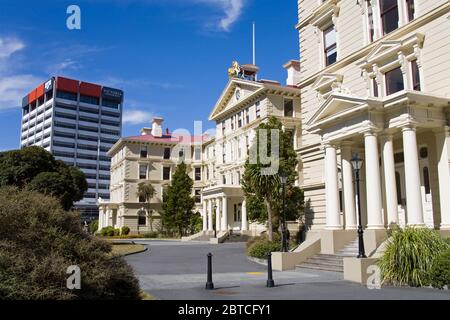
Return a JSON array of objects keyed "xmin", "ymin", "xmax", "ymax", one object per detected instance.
[{"xmin": 296, "ymin": 239, "xmax": 359, "ymax": 273}]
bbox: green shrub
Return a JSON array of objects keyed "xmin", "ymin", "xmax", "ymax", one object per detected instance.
[
  {"xmin": 121, "ymin": 226, "xmax": 130, "ymax": 236},
  {"xmin": 114, "ymin": 228, "xmax": 120, "ymax": 236},
  {"xmin": 428, "ymin": 248, "xmax": 450, "ymax": 289},
  {"xmin": 0, "ymin": 186, "xmax": 140, "ymax": 300},
  {"xmin": 246, "ymin": 232, "xmax": 281, "ymax": 249},
  {"xmin": 143, "ymin": 231, "xmax": 159, "ymax": 239},
  {"xmin": 247, "ymin": 240, "xmax": 281, "ymax": 259},
  {"xmin": 378, "ymin": 227, "xmax": 449, "ymax": 287},
  {"xmin": 100, "ymin": 226, "xmax": 115, "ymax": 237},
  {"xmin": 89, "ymin": 220, "xmax": 99, "ymax": 234}
]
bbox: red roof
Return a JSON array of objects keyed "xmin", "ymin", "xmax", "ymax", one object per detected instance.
[{"xmin": 125, "ymin": 133, "xmax": 209, "ymax": 144}]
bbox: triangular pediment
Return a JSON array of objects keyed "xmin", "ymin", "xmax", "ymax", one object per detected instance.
[
  {"xmin": 365, "ymin": 40, "xmax": 402, "ymax": 64},
  {"xmin": 209, "ymin": 78, "xmax": 264, "ymax": 120},
  {"xmin": 307, "ymin": 93, "xmax": 369, "ymax": 129},
  {"xmin": 313, "ymin": 73, "xmax": 343, "ymax": 92}
]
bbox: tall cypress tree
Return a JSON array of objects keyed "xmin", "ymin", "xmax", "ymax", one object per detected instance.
[{"xmin": 162, "ymin": 162, "xmax": 196, "ymax": 236}]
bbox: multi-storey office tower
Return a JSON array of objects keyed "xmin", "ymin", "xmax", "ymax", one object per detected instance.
[{"xmin": 20, "ymin": 76, "xmax": 123, "ymax": 220}]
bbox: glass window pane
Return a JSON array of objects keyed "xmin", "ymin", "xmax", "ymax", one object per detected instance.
[{"xmin": 385, "ymin": 67, "xmax": 404, "ymax": 95}]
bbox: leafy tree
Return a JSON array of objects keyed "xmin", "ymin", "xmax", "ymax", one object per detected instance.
[
  {"xmin": 162, "ymin": 162, "xmax": 196, "ymax": 236},
  {"xmin": 136, "ymin": 182, "xmax": 156, "ymax": 231},
  {"xmin": 0, "ymin": 186, "xmax": 140, "ymax": 300},
  {"xmin": 0, "ymin": 147, "xmax": 87, "ymax": 210},
  {"xmin": 242, "ymin": 117, "xmax": 304, "ymax": 241}
]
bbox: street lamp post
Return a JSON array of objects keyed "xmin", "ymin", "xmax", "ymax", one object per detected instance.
[
  {"xmin": 279, "ymin": 172, "xmax": 289, "ymax": 253},
  {"xmin": 213, "ymin": 205, "xmax": 217, "ymax": 238},
  {"xmin": 351, "ymin": 153, "xmax": 367, "ymax": 259}
]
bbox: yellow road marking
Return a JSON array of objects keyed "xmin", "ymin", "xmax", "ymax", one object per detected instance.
[{"xmin": 246, "ymin": 272, "xmax": 264, "ymax": 275}]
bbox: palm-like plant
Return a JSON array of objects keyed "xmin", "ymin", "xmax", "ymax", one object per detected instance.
[{"xmin": 136, "ymin": 182, "xmax": 156, "ymax": 231}]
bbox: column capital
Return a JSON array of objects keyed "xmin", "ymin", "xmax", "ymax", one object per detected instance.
[
  {"xmin": 401, "ymin": 125, "xmax": 417, "ymax": 133},
  {"xmin": 363, "ymin": 130, "xmax": 378, "ymax": 138},
  {"xmin": 379, "ymin": 132, "xmax": 394, "ymax": 141},
  {"xmin": 432, "ymin": 126, "xmax": 450, "ymax": 136},
  {"xmin": 322, "ymin": 141, "xmax": 338, "ymax": 149}
]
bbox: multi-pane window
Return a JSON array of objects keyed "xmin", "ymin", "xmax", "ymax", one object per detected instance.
[
  {"xmin": 163, "ymin": 167, "xmax": 171, "ymax": 180},
  {"xmin": 231, "ymin": 116, "xmax": 235, "ymax": 130},
  {"xmin": 373, "ymin": 78, "xmax": 379, "ymax": 97},
  {"xmin": 163, "ymin": 147, "xmax": 171, "ymax": 159},
  {"xmin": 255, "ymin": 101, "xmax": 261, "ymax": 118},
  {"xmin": 139, "ymin": 164, "xmax": 148, "ymax": 179},
  {"xmin": 406, "ymin": 0, "xmax": 415, "ymax": 22},
  {"xmin": 367, "ymin": 1, "xmax": 375, "ymax": 42},
  {"xmin": 138, "ymin": 212, "xmax": 146, "ymax": 226},
  {"xmin": 245, "ymin": 108, "xmax": 250, "ymax": 124},
  {"xmin": 380, "ymin": 0, "xmax": 399, "ymax": 35},
  {"xmin": 385, "ymin": 67, "xmax": 404, "ymax": 95},
  {"xmin": 222, "ymin": 121, "xmax": 226, "ymax": 135},
  {"xmin": 323, "ymin": 24, "xmax": 337, "ymax": 66},
  {"xmin": 140, "ymin": 145, "xmax": 148, "ymax": 158},
  {"xmin": 222, "ymin": 143, "xmax": 226, "ymax": 163},
  {"xmin": 284, "ymin": 99, "xmax": 294, "ymax": 117},
  {"xmin": 194, "ymin": 189, "xmax": 201, "ymax": 204},
  {"xmin": 194, "ymin": 147, "xmax": 201, "ymax": 161},
  {"xmin": 411, "ymin": 60, "xmax": 421, "ymax": 91},
  {"xmin": 238, "ymin": 112, "xmax": 243, "ymax": 128},
  {"xmin": 195, "ymin": 167, "xmax": 201, "ymax": 181}
]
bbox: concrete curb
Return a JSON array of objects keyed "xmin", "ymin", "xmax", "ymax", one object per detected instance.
[{"xmin": 247, "ymin": 256, "xmax": 268, "ymax": 266}]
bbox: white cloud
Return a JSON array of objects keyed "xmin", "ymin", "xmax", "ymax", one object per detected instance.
[
  {"xmin": 0, "ymin": 37, "xmax": 25, "ymax": 59},
  {"xmin": 0, "ymin": 37, "xmax": 42, "ymax": 110},
  {"xmin": 123, "ymin": 109, "xmax": 154, "ymax": 125},
  {"xmin": 195, "ymin": 0, "xmax": 245, "ymax": 31}
]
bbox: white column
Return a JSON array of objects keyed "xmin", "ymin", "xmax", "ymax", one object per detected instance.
[
  {"xmin": 435, "ymin": 127, "xmax": 450, "ymax": 230},
  {"xmin": 241, "ymin": 198, "xmax": 248, "ymax": 231},
  {"xmin": 202, "ymin": 200, "xmax": 207, "ymax": 231},
  {"xmin": 402, "ymin": 126, "xmax": 425, "ymax": 227},
  {"xmin": 207, "ymin": 199, "xmax": 213, "ymax": 231},
  {"xmin": 382, "ymin": 134, "xmax": 399, "ymax": 226},
  {"xmin": 221, "ymin": 196, "xmax": 228, "ymax": 231},
  {"xmin": 98, "ymin": 207, "xmax": 104, "ymax": 230},
  {"xmin": 324, "ymin": 143, "xmax": 342, "ymax": 229},
  {"xmin": 364, "ymin": 131, "xmax": 384, "ymax": 229},
  {"xmin": 341, "ymin": 144, "xmax": 357, "ymax": 229},
  {"xmin": 215, "ymin": 199, "xmax": 221, "ymax": 232}
]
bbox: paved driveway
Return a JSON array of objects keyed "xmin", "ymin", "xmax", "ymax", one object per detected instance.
[{"xmin": 125, "ymin": 240, "xmax": 450, "ymax": 300}]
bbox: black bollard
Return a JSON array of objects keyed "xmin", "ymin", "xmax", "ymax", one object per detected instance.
[
  {"xmin": 205, "ymin": 252, "xmax": 214, "ymax": 290},
  {"xmin": 266, "ymin": 252, "xmax": 275, "ymax": 288}
]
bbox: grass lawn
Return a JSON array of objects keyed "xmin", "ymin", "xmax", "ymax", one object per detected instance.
[{"xmin": 110, "ymin": 243, "xmax": 146, "ymax": 257}]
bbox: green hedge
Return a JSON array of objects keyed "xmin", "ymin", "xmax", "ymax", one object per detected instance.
[
  {"xmin": 247, "ymin": 240, "xmax": 281, "ymax": 259},
  {"xmin": 378, "ymin": 227, "xmax": 449, "ymax": 287},
  {"xmin": 428, "ymin": 248, "xmax": 450, "ymax": 289},
  {"xmin": 121, "ymin": 226, "xmax": 130, "ymax": 236}
]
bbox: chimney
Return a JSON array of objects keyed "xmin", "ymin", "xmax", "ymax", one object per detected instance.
[
  {"xmin": 151, "ymin": 117, "xmax": 164, "ymax": 138},
  {"xmin": 283, "ymin": 60, "xmax": 300, "ymax": 86},
  {"xmin": 165, "ymin": 128, "xmax": 170, "ymax": 135}
]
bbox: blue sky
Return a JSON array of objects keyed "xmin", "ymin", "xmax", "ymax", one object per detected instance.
[{"xmin": 0, "ymin": 0, "xmax": 299, "ymax": 151}]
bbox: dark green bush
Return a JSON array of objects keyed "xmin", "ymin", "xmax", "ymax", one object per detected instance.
[
  {"xmin": 100, "ymin": 226, "xmax": 115, "ymax": 237},
  {"xmin": 113, "ymin": 229, "xmax": 120, "ymax": 236},
  {"xmin": 247, "ymin": 240, "xmax": 281, "ymax": 259},
  {"xmin": 143, "ymin": 231, "xmax": 159, "ymax": 239},
  {"xmin": 121, "ymin": 226, "xmax": 130, "ymax": 236},
  {"xmin": 428, "ymin": 248, "xmax": 450, "ymax": 289},
  {"xmin": 0, "ymin": 186, "xmax": 141, "ymax": 300},
  {"xmin": 378, "ymin": 227, "xmax": 449, "ymax": 287},
  {"xmin": 246, "ymin": 232, "xmax": 281, "ymax": 249},
  {"xmin": 89, "ymin": 220, "xmax": 99, "ymax": 234}
]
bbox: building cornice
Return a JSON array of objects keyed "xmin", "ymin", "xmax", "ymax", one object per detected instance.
[{"xmin": 297, "ymin": 2, "xmax": 450, "ymax": 88}]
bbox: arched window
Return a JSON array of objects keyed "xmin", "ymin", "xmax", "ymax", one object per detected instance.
[
  {"xmin": 395, "ymin": 171, "xmax": 402, "ymax": 205},
  {"xmin": 423, "ymin": 167, "xmax": 431, "ymax": 195}
]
